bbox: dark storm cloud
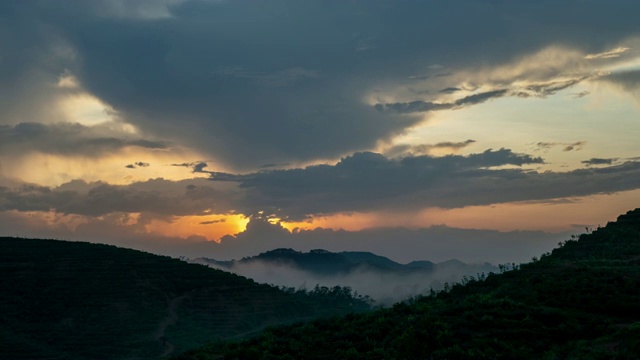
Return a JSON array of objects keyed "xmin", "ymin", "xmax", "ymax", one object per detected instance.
[
  {"xmin": 0, "ymin": 122, "xmax": 166, "ymax": 156},
  {"xmin": 198, "ymin": 149, "xmax": 640, "ymax": 219},
  {"xmin": 3, "ymin": 1, "xmax": 640, "ymax": 169},
  {"xmin": 582, "ymin": 158, "xmax": 618, "ymax": 166},
  {"xmin": 0, "ymin": 178, "xmax": 236, "ymax": 217},
  {"xmin": 3, "ymin": 150, "xmax": 640, "ymax": 224}
]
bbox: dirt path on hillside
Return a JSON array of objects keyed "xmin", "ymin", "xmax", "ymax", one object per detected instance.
[{"xmin": 155, "ymin": 295, "xmax": 187, "ymax": 358}]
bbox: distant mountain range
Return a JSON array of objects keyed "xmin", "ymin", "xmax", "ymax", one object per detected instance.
[
  {"xmin": 193, "ymin": 248, "xmax": 498, "ymax": 276},
  {"xmin": 191, "ymin": 249, "xmax": 498, "ymax": 304}
]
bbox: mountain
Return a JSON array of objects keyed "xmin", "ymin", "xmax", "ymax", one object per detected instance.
[
  {"xmin": 193, "ymin": 248, "xmax": 496, "ymax": 276},
  {"xmin": 192, "ymin": 249, "xmax": 497, "ymax": 304},
  {"xmin": 0, "ymin": 238, "xmax": 371, "ymax": 359},
  {"xmin": 177, "ymin": 208, "xmax": 640, "ymax": 359}
]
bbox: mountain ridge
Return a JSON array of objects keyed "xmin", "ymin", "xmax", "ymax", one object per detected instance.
[{"xmin": 192, "ymin": 248, "xmax": 495, "ymax": 276}]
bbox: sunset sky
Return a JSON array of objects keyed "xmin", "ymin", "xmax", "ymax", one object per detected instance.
[{"xmin": 2, "ymin": 0, "xmax": 640, "ymax": 263}]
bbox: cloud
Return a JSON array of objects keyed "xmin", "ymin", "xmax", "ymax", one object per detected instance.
[
  {"xmin": 0, "ymin": 122, "xmax": 166, "ymax": 157},
  {"xmin": 38, "ymin": 0, "xmax": 190, "ymax": 21},
  {"xmin": 171, "ymin": 162, "xmax": 210, "ymax": 173},
  {"xmin": 440, "ymin": 87, "xmax": 461, "ymax": 94},
  {"xmin": 0, "ymin": 178, "xmax": 237, "ymax": 217},
  {"xmin": 2, "ymin": 1, "xmax": 640, "ymax": 270},
  {"xmin": 0, "ymin": 207, "xmax": 568, "ymax": 267},
  {"xmin": 582, "ymin": 158, "xmax": 618, "ymax": 166},
  {"xmin": 125, "ymin": 162, "xmax": 151, "ymax": 169},
  {"xmin": 535, "ymin": 141, "xmax": 586, "ymax": 152},
  {"xmin": 197, "ymin": 149, "xmax": 640, "ymax": 219},
  {"xmin": 200, "ymin": 219, "xmax": 226, "ymax": 225},
  {"xmin": 375, "ymin": 89, "xmax": 508, "ymax": 114},
  {"xmin": 3, "ymin": 148, "xmax": 640, "ymax": 225},
  {"xmin": 512, "ymin": 76, "xmax": 596, "ymax": 98},
  {"xmin": 260, "ymin": 163, "xmax": 289, "ymax": 169},
  {"xmin": 3, "ymin": 1, "xmax": 638, "ymax": 170},
  {"xmin": 563, "ymin": 141, "xmax": 586, "ymax": 152},
  {"xmin": 212, "ymin": 66, "xmax": 320, "ymax": 87},
  {"xmin": 585, "ymin": 46, "xmax": 630, "ymax": 59},
  {"xmin": 384, "ymin": 140, "xmax": 476, "ymax": 158},
  {"xmin": 197, "ymin": 256, "xmax": 497, "ymax": 304},
  {"xmin": 431, "ymin": 140, "xmax": 476, "ymax": 150},
  {"xmin": 214, "ymin": 218, "xmax": 566, "ymax": 264},
  {"xmin": 572, "ymin": 91, "xmax": 590, "ymax": 98},
  {"xmin": 378, "ymin": 73, "xmax": 604, "ymax": 115}
]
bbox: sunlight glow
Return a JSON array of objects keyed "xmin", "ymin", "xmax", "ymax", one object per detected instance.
[
  {"xmin": 2, "ymin": 145, "xmax": 213, "ymax": 186},
  {"xmin": 145, "ymin": 214, "xmax": 249, "ymax": 241},
  {"xmin": 58, "ymin": 93, "xmax": 116, "ymax": 126}
]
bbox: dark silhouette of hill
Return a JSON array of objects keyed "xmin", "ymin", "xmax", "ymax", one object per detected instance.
[
  {"xmin": 0, "ymin": 238, "xmax": 371, "ymax": 359},
  {"xmin": 177, "ymin": 208, "xmax": 640, "ymax": 359},
  {"xmin": 194, "ymin": 248, "xmax": 495, "ymax": 276}
]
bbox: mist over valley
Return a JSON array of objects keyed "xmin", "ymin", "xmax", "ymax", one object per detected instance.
[{"xmin": 191, "ymin": 249, "xmax": 498, "ymax": 304}]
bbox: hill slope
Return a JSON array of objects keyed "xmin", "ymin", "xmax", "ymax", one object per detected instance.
[
  {"xmin": 0, "ymin": 238, "xmax": 370, "ymax": 359},
  {"xmin": 178, "ymin": 209, "xmax": 640, "ymax": 359}
]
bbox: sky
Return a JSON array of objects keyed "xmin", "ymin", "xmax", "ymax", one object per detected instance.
[{"xmin": 2, "ymin": 0, "xmax": 640, "ymax": 264}]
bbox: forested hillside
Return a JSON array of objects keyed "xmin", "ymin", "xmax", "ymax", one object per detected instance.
[
  {"xmin": 178, "ymin": 209, "xmax": 640, "ymax": 359},
  {"xmin": 0, "ymin": 238, "xmax": 371, "ymax": 359}
]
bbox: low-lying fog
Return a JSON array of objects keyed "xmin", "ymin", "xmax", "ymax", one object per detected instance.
[{"xmin": 192, "ymin": 259, "xmax": 497, "ymax": 305}]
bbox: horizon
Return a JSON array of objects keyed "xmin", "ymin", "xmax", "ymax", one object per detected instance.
[{"xmin": 2, "ymin": 1, "xmax": 640, "ymax": 264}]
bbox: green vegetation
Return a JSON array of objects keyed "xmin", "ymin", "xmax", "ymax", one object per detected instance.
[
  {"xmin": 177, "ymin": 209, "xmax": 640, "ymax": 359},
  {"xmin": 0, "ymin": 238, "xmax": 371, "ymax": 359}
]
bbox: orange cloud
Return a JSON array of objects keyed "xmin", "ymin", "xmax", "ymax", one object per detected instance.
[{"xmin": 145, "ymin": 214, "xmax": 249, "ymax": 241}]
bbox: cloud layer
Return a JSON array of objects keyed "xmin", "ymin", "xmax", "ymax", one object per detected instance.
[
  {"xmin": 2, "ymin": 1, "xmax": 639, "ymax": 169},
  {"xmin": 3, "ymin": 149, "xmax": 640, "ymax": 224},
  {"xmin": 0, "ymin": 122, "xmax": 165, "ymax": 157},
  {"xmin": 203, "ymin": 151, "xmax": 640, "ymax": 220}
]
